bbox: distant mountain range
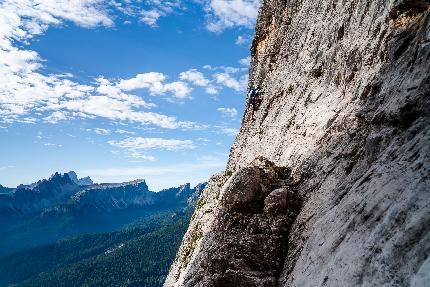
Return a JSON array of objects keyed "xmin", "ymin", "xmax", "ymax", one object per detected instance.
[
  {"xmin": 0, "ymin": 171, "xmax": 204, "ymax": 216},
  {"xmin": 0, "ymin": 172, "xmax": 205, "ymax": 256},
  {"xmin": 0, "ymin": 184, "xmax": 13, "ymax": 194},
  {"xmin": 0, "ymin": 172, "xmax": 81, "ymax": 216}
]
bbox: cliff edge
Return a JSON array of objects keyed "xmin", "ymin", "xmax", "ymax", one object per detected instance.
[{"xmin": 165, "ymin": 0, "xmax": 430, "ymax": 286}]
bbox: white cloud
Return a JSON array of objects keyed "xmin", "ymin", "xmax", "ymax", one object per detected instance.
[
  {"xmin": 236, "ymin": 34, "xmax": 251, "ymax": 45},
  {"xmin": 179, "ymin": 69, "xmax": 219, "ymax": 94},
  {"xmin": 117, "ymin": 73, "xmax": 165, "ymax": 91},
  {"xmin": 43, "ymin": 142, "xmax": 62, "ymax": 147},
  {"xmin": 179, "ymin": 69, "xmax": 210, "ymax": 86},
  {"xmin": 108, "ymin": 137, "xmax": 195, "ymax": 151},
  {"xmin": 127, "ymin": 151, "xmax": 157, "ymax": 161},
  {"xmin": 138, "ymin": 1, "xmax": 182, "ymax": 27},
  {"xmin": 205, "ymin": 0, "xmax": 260, "ymax": 32},
  {"xmin": 217, "ymin": 107, "xmax": 238, "ymax": 118},
  {"xmin": 107, "ymin": 135, "xmax": 196, "ymax": 161},
  {"xmin": 205, "ymin": 86, "xmax": 219, "ymax": 94},
  {"xmin": 239, "ymin": 56, "xmax": 251, "ymax": 66},
  {"xmin": 118, "ymin": 72, "xmax": 192, "ymax": 98},
  {"xmin": 220, "ymin": 127, "xmax": 238, "ymax": 136},
  {"xmin": 116, "ymin": 129, "xmax": 135, "ymax": 135},
  {"xmin": 178, "ymin": 65, "xmax": 249, "ymax": 94},
  {"xmin": 1, "ymin": 54, "xmax": 194, "ymax": 128},
  {"xmin": 43, "ymin": 111, "xmax": 69, "ymax": 123},
  {"xmin": 215, "ymin": 125, "xmax": 238, "ymax": 136},
  {"xmin": 97, "ymin": 77, "xmax": 147, "ymax": 100},
  {"xmin": 0, "ymin": 0, "xmax": 114, "ymax": 43},
  {"xmin": 213, "ymin": 72, "xmax": 247, "ymax": 92},
  {"xmin": 163, "ymin": 81, "xmax": 193, "ymax": 98},
  {"xmin": 140, "ymin": 10, "xmax": 161, "ymax": 27},
  {"xmin": 44, "ymin": 95, "xmax": 188, "ymax": 128},
  {"xmin": 197, "ymin": 155, "xmax": 221, "ymax": 161},
  {"xmin": 0, "ymin": 165, "xmax": 14, "ymax": 171},
  {"xmin": 93, "ymin": 128, "xmax": 111, "ymax": 135},
  {"xmin": 203, "ymin": 65, "xmax": 247, "ymax": 73},
  {"xmin": 196, "ymin": 137, "xmax": 210, "ymax": 142}
]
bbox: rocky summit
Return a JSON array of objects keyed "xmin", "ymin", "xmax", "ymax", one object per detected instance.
[{"xmin": 165, "ymin": 0, "xmax": 430, "ymax": 286}]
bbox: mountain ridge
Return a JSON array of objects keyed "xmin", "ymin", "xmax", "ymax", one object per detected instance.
[
  {"xmin": 0, "ymin": 172, "xmax": 204, "ymax": 216},
  {"xmin": 0, "ymin": 171, "xmax": 206, "ymax": 256}
]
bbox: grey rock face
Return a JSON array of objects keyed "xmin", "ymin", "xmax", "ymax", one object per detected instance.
[
  {"xmin": 71, "ymin": 180, "xmax": 153, "ymax": 212},
  {"xmin": 0, "ymin": 172, "xmax": 80, "ymax": 215},
  {"xmin": 166, "ymin": 0, "xmax": 430, "ymax": 286},
  {"xmin": 165, "ymin": 158, "xmax": 300, "ymax": 287}
]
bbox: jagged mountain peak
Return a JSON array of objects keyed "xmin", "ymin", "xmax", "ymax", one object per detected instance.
[
  {"xmin": 66, "ymin": 171, "xmax": 94, "ymax": 186},
  {"xmin": 1, "ymin": 172, "xmax": 81, "ymax": 216},
  {"xmin": 66, "ymin": 171, "xmax": 79, "ymax": 183}
]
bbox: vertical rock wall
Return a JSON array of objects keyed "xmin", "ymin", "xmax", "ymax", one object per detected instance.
[{"xmin": 166, "ymin": 0, "xmax": 430, "ymax": 286}]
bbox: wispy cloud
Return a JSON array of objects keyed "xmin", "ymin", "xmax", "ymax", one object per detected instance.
[
  {"xmin": 219, "ymin": 127, "xmax": 239, "ymax": 136},
  {"xmin": 116, "ymin": 129, "xmax": 135, "ymax": 135},
  {"xmin": 204, "ymin": 0, "xmax": 260, "ymax": 32},
  {"xmin": 239, "ymin": 56, "xmax": 251, "ymax": 66},
  {"xmin": 140, "ymin": 10, "xmax": 162, "ymax": 27},
  {"xmin": 43, "ymin": 111, "xmax": 70, "ymax": 124},
  {"xmin": 236, "ymin": 34, "xmax": 252, "ymax": 45},
  {"xmin": 139, "ymin": 1, "xmax": 182, "ymax": 27},
  {"xmin": 108, "ymin": 136, "xmax": 195, "ymax": 161},
  {"xmin": 0, "ymin": 165, "xmax": 14, "ymax": 172},
  {"xmin": 217, "ymin": 107, "xmax": 238, "ymax": 118},
  {"xmin": 179, "ymin": 69, "xmax": 210, "ymax": 86},
  {"xmin": 43, "ymin": 142, "xmax": 62, "ymax": 147},
  {"xmin": 127, "ymin": 151, "xmax": 157, "ymax": 161},
  {"xmin": 179, "ymin": 69, "xmax": 218, "ymax": 94},
  {"xmin": 213, "ymin": 72, "xmax": 248, "ymax": 92},
  {"xmin": 93, "ymin": 128, "xmax": 111, "ymax": 135},
  {"xmin": 179, "ymin": 65, "xmax": 248, "ymax": 94},
  {"xmin": 108, "ymin": 137, "xmax": 195, "ymax": 151}
]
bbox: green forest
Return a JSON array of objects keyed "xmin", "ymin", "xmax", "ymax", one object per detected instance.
[{"xmin": 0, "ymin": 210, "xmax": 191, "ymax": 287}]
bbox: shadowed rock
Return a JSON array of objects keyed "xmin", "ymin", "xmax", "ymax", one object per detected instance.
[{"xmin": 165, "ymin": 158, "xmax": 300, "ymax": 287}]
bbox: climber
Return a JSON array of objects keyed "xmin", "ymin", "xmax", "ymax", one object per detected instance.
[{"xmin": 248, "ymin": 85, "xmax": 263, "ymax": 119}]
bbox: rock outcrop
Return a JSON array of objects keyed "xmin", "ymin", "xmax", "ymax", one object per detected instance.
[
  {"xmin": 165, "ymin": 158, "xmax": 300, "ymax": 286},
  {"xmin": 0, "ymin": 172, "xmax": 80, "ymax": 215},
  {"xmin": 165, "ymin": 0, "xmax": 430, "ymax": 286}
]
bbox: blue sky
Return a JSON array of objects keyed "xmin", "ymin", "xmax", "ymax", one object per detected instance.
[{"xmin": 0, "ymin": 0, "xmax": 260, "ymax": 190}]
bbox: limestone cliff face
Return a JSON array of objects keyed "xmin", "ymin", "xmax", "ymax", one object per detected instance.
[{"xmin": 165, "ymin": 0, "xmax": 430, "ymax": 286}]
